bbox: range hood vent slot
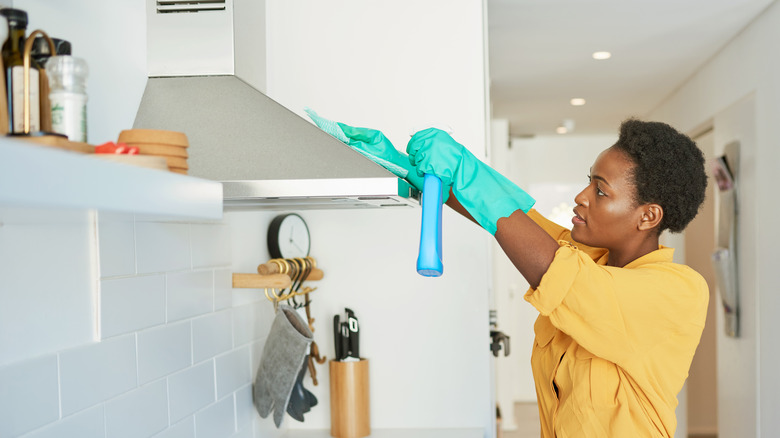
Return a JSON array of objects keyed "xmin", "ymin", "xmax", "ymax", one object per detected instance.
[{"xmin": 156, "ymin": 0, "xmax": 226, "ymax": 14}]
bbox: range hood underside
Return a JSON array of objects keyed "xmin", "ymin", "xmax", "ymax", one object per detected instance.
[
  {"xmin": 133, "ymin": 75, "xmax": 419, "ymax": 210},
  {"xmin": 223, "ymin": 178, "xmax": 419, "ymax": 210}
]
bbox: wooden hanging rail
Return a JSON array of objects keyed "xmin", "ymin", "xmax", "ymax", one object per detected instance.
[
  {"xmin": 232, "ymin": 257, "xmax": 324, "ymax": 289},
  {"xmin": 231, "ymin": 269, "xmax": 324, "ymax": 288}
]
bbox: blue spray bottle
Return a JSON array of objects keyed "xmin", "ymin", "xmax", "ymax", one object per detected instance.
[{"xmin": 416, "ymin": 173, "xmax": 444, "ymax": 277}]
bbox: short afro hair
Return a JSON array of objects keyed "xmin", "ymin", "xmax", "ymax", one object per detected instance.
[{"xmin": 612, "ymin": 119, "xmax": 707, "ymax": 234}]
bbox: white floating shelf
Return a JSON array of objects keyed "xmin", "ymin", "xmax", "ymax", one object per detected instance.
[{"xmin": 0, "ymin": 138, "xmax": 222, "ymax": 220}]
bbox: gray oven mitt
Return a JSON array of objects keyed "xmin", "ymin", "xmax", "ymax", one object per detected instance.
[{"xmin": 253, "ymin": 305, "xmax": 313, "ymax": 427}]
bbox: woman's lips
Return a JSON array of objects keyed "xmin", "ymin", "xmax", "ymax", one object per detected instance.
[{"xmin": 572, "ymin": 209, "xmax": 586, "ymax": 225}]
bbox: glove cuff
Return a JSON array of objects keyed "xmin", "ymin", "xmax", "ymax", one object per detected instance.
[{"xmin": 454, "ymin": 156, "xmax": 535, "ymax": 235}]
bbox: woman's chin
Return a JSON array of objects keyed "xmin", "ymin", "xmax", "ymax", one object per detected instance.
[{"xmin": 570, "ymin": 227, "xmax": 592, "ymax": 246}]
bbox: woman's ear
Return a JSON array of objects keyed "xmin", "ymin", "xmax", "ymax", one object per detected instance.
[{"xmin": 638, "ymin": 204, "xmax": 663, "ymax": 231}]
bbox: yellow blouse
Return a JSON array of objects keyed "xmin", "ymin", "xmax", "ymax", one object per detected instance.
[{"xmin": 524, "ymin": 210, "xmax": 708, "ymax": 437}]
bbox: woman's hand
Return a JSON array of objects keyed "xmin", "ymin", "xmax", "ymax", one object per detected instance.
[
  {"xmin": 406, "ymin": 128, "xmax": 466, "ymax": 190},
  {"xmin": 406, "ymin": 128, "xmax": 535, "ymax": 235},
  {"xmin": 337, "ymin": 123, "xmax": 425, "ymax": 191}
]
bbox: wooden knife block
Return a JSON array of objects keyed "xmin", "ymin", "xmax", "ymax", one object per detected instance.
[{"xmin": 330, "ymin": 359, "xmax": 370, "ymax": 438}]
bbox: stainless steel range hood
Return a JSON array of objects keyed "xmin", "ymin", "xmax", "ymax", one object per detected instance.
[
  {"xmin": 135, "ymin": 0, "xmax": 419, "ymax": 210},
  {"xmin": 134, "ymin": 75, "xmax": 419, "ymax": 210}
]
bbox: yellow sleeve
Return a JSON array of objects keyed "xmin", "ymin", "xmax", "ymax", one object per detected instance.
[{"xmin": 524, "ymin": 242, "xmax": 709, "ymax": 368}]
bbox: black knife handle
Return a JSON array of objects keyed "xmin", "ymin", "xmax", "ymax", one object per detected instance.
[
  {"xmin": 333, "ymin": 315, "xmax": 342, "ymax": 360},
  {"xmin": 340, "ymin": 322, "xmax": 350, "ymax": 360},
  {"xmin": 351, "ymin": 330, "xmax": 359, "ymax": 358},
  {"xmin": 347, "ymin": 313, "xmax": 359, "ymax": 359}
]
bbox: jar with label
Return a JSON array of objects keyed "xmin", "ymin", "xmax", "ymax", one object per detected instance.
[
  {"xmin": 45, "ymin": 55, "xmax": 88, "ymax": 142},
  {"xmin": 0, "ymin": 8, "xmax": 40, "ymax": 133}
]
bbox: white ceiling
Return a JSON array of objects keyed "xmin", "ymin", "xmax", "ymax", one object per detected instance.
[{"xmin": 488, "ymin": 0, "xmax": 776, "ymax": 137}]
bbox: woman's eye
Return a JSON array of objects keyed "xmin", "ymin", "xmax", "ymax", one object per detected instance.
[{"xmin": 596, "ymin": 187, "xmax": 606, "ymax": 196}]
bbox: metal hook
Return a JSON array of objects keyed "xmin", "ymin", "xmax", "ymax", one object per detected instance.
[{"xmin": 264, "ymin": 288, "xmax": 279, "ymax": 312}]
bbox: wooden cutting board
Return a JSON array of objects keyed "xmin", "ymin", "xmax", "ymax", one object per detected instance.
[{"xmin": 118, "ymin": 129, "xmax": 189, "ymax": 146}]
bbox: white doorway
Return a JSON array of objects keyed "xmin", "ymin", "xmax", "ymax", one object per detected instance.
[{"xmin": 683, "ymin": 128, "xmax": 719, "ymax": 438}]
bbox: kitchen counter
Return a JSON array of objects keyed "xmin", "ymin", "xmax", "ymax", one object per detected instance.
[{"xmin": 0, "ymin": 137, "xmax": 222, "ymax": 220}]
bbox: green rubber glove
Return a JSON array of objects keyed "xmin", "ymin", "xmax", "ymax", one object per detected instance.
[
  {"xmin": 337, "ymin": 123, "xmax": 426, "ymax": 193},
  {"xmin": 406, "ymin": 128, "xmax": 535, "ymax": 235},
  {"xmin": 303, "ymin": 108, "xmax": 427, "ymax": 195}
]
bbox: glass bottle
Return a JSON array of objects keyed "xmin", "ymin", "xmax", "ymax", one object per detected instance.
[
  {"xmin": 0, "ymin": 8, "xmax": 40, "ymax": 133},
  {"xmin": 45, "ymin": 55, "xmax": 88, "ymax": 142},
  {"xmin": 32, "ymin": 37, "xmax": 70, "ymax": 134}
]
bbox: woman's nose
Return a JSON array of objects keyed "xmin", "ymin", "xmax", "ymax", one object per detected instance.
[{"xmin": 574, "ymin": 187, "xmax": 588, "ymax": 206}]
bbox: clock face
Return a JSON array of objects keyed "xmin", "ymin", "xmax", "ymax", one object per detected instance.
[{"xmin": 268, "ymin": 213, "xmax": 310, "ymax": 259}]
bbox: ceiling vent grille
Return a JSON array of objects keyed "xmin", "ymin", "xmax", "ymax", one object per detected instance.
[{"xmin": 156, "ymin": 0, "xmax": 226, "ymax": 14}]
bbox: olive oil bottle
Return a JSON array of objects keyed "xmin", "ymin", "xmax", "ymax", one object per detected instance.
[{"xmin": 0, "ymin": 8, "xmax": 40, "ymax": 133}]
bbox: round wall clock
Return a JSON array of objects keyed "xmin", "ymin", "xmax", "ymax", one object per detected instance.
[{"xmin": 267, "ymin": 213, "xmax": 311, "ymax": 259}]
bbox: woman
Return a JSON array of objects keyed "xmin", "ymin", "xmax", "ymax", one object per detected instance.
[{"xmin": 339, "ymin": 118, "xmax": 709, "ymax": 437}]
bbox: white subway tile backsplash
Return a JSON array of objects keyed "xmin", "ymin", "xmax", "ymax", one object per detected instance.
[
  {"xmin": 192, "ymin": 311, "xmax": 233, "ymax": 363},
  {"xmin": 231, "ymin": 288, "xmax": 265, "ymax": 308},
  {"xmin": 214, "ymin": 269, "xmax": 232, "ymax": 311},
  {"xmin": 135, "ymin": 222, "xmax": 190, "ymax": 274},
  {"xmin": 215, "ymin": 347, "xmax": 251, "ymax": 399},
  {"xmin": 250, "ymin": 340, "xmax": 265, "ymax": 380},
  {"xmin": 234, "ymin": 385, "xmax": 254, "ymax": 432},
  {"xmin": 101, "ymin": 275, "xmax": 166, "ymax": 338},
  {"xmin": 0, "ymin": 355, "xmax": 59, "ymax": 437},
  {"xmin": 191, "ymin": 223, "xmax": 231, "ymax": 269},
  {"xmin": 233, "ymin": 426, "xmax": 254, "ymax": 438},
  {"xmin": 60, "ymin": 335, "xmax": 137, "ymax": 416},
  {"xmin": 105, "ymin": 379, "xmax": 168, "ymax": 438},
  {"xmin": 167, "ymin": 271, "xmax": 214, "ymax": 322},
  {"xmin": 232, "ymin": 302, "xmax": 256, "ymax": 347},
  {"xmin": 168, "ymin": 361, "xmax": 215, "ymax": 424},
  {"xmin": 153, "ymin": 417, "xmax": 194, "ymax": 438},
  {"xmin": 137, "ymin": 322, "xmax": 192, "ymax": 385},
  {"xmin": 98, "ymin": 213, "xmax": 136, "ymax": 278},
  {"xmin": 0, "ymin": 216, "xmax": 94, "ymax": 367},
  {"xmin": 23, "ymin": 405, "xmax": 104, "ymax": 438},
  {"xmin": 195, "ymin": 396, "xmax": 235, "ymax": 438},
  {"xmin": 2, "ymin": 205, "xmax": 271, "ymax": 437}
]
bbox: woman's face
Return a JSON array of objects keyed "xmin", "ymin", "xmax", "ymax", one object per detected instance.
[{"xmin": 571, "ymin": 147, "xmax": 645, "ymax": 249}]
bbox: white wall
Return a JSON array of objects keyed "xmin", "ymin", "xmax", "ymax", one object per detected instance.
[
  {"xmin": 684, "ymin": 129, "xmax": 719, "ymax": 436},
  {"xmin": 262, "ymin": 0, "xmax": 494, "ymax": 433},
  {"xmin": 490, "ymin": 133, "xmax": 613, "ymax": 431},
  {"xmin": 1, "ymin": 0, "xmax": 495, "ymax": 436},
  {"xmin": 14, "ymin": 0, "xmax": 149, "ymax": 145},
  {"xmin": 713, "ymin": 95, "xmax": 758, "ymax": 438},
  {"xmin": 649, "ymin": 2, "xmax": 780, "ymax": 435}
]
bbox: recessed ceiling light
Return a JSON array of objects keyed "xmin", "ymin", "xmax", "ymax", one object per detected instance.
[
  {"xmin": 592, "ymin": 51, "xmax": 611, "ymax": 60},
  {"xmin": 570, "ymin": 98, "xmax": 586, "ymax": 106}
]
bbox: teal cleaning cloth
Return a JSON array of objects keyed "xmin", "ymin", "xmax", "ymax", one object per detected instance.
[
  {"xmin": 304, "ymin": 107, "xmax": 409, "ymax": 178},
  {"xmin": 304, "ymin": 107, "xmax": 350, "ymax": 144}
]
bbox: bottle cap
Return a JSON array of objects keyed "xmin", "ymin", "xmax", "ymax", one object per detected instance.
[
  {"xmin": 32, "ymin": 38, "xmax": 72, "ymax": 65},
  {"xmin": 32, "ymin": 37, "xmax": 71, "ymax": 57},
  {"xmin": 0, "ymin": 8, "xmax": 28, "ymax": 27}
]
